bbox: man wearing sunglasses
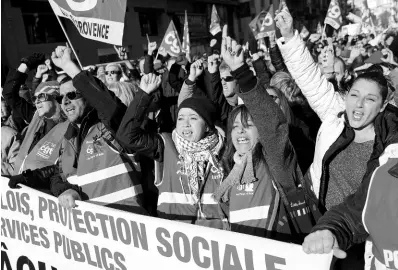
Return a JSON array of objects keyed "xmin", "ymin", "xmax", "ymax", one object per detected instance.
[
  {"xmin": 10, "ymin": 80, "xmax": 68, "ymax": 178},
  {"xmin": 7, "ymin": 46, "xmax": 146, "ymax": 214}
]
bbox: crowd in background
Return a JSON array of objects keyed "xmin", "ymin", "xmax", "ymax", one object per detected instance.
[{"xmin": 1, "ymin": 7, "xmax": 398, "ymax": 270}]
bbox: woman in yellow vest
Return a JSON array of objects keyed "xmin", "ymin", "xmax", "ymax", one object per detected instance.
[{"xmin": 117, "ymin": 73, "xmax": 227, "ymax": 229}]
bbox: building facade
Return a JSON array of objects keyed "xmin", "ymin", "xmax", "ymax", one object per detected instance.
[{"xmin": 1, "ymin": 0, "xmax": 240, "ymax": 83}]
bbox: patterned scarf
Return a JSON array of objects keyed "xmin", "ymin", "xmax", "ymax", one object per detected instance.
[{"xmin": 172, "ymin": 130, "xmax": 224, "ymax": 203}]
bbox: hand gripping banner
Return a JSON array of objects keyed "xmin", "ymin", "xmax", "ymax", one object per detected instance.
[
  {"xmin": 0, "ymin": 177, "xmax": 333, "ymax": 270},
  {"xmin": 49, "ymin": 0, "xmax": 127, "ymax": 46}
]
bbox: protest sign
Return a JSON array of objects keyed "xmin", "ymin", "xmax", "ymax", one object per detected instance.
[
  {"xmin": 0, "ymin": 178, "xmax": 332, "ymax": 270},
  {"xmin": 48, "ymin": 0, "xmax": 127, "ymax": 46},
  {"xmin": 345, "ymin": 23, "xmax": 362, "ymax": 36},
  {"xmin": 324, "ymin": 0, "xmax": 343, "ymax": 30}
]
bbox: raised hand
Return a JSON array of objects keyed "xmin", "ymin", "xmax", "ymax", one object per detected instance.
[
  {"xmin": 51, "ymin": 46, "xmax": 73, "ymax": 69},
  {"xmin": 114, "ymin": 46, "xmax": 128, "ymax": 60},
  {"xmin": 221, "ymin": 25, "xmax": 244, "ymax": 71},
  {"xmin": 140, "ymin": 73, "xmax": 161, "ymax": 94},
  {"xmin": 188, "ymin": 59, "xmax": 204, "ymax": 81},
  {"xmin": 51, "ymin": 46, "xmax": 81, "ymax": 78},
  {"xmin": 148, "ymin": 41, "xmax": 158, "ymax": 55},
  {"xmin": 275, "ymin": 6, "xmax": 294, "ymax": 41},
  {"xmin": 36, "ymin": 64, "xmax": 49, "ymax": 78},
  {"xmin": 207, "ymin": 54, "xmax": 220, "ymax": 74},
  {"xmin": 21, "ymin": 53, "xmax": 46, "ymax": 70},
  {"xmin": 302, "ymin": 230, "xmax": 347, "ymax": 259}
]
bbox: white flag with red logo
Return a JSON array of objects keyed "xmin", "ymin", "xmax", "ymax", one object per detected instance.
[
  {"xmin": 49, "ymin": 0, "xmax": 127, "ymax": 45},
  {"xmin": 249, "ymin": 5, "xmax": 275, "ymax": 40},
  {"xmin": 324, "ymin": 0, "xmax": 343, "ymax": 30},
  {"xmin": 209, "ymin": 5, "xmax": 221, "ymax": 36},
  {"xmin": 158, "ymin": 21, "xmax": 182, "ymax": 57},
  {"xmin": 182, "ymin": 11, "xmax": 190, "ymax": 56}
]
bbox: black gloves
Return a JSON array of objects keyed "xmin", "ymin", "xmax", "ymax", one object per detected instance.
[
  {"xmin": 20, "ymin": 53, "xmax": 46, "ymax": 70},
  {"xmin": 7, "ymin": 173, "xmax": 29, "ymax": 189}
]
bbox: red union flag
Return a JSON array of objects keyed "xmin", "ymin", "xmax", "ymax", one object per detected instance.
[
  {"xmin": 48, "ymin": 0, "xmax": 127, "ymax": 45},
  {"xmin": 158, "ymin": 21, "xmax": 182, "ymax": 57},
  {"xmin": 209, "ymin": 5, "xmax": 221, "ymax": 36},
  {"xmin": 182, "ymin": 11, "xmax": 190, "ymax": 56},
  {"xmin": 249, "ymin": 5, "xmax": 275, "ymax": 40},
  {"xmin": 324, "ymin": 0, "xmax": 342, "ymax": 30}
]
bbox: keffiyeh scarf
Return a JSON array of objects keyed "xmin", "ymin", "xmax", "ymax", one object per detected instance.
[{"xmin": 172, "ymin": 130, "xmax": 224, "ymax": 203}]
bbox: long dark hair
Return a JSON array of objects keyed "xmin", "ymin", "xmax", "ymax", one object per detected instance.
[{"xmin": 222, "ymin": 105, "xmax": 265, "ymax": 175}]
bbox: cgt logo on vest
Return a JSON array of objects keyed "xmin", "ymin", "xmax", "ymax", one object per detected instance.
[
  {"xmin": 36, "ymin": 141, "xmax": 56, "ymax": 159},
  {"xmin": 236, "ymin": 183, "xmax": 254, "ymax": 196},
  {"xmin": 86, "ymin": 141, "xmax": 104, "ymax": 160}
]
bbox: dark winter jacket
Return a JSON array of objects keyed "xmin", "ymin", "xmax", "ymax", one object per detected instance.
[{"xmin": 230, "ymin": 64, "xmax": 321, "ymax": 240}]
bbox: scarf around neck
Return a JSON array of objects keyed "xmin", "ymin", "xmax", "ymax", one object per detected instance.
[{"xmin": 172, "ymin": 130, "xmax": 224, "ymax": 202}]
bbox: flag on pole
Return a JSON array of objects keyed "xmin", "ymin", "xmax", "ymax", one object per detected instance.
[
  {"xmin": 249, "ymin": 5, "xmax": 276, "ymax": 40},
  {"xmin": 157, "ymin": 20, "xmax": 182, "ymax": 57},
  {"xmin": 361, "ymin": 1, "xmax": 375, "ymax": 34},
  {"xmin": 278, "ymin": 0, "xmax": 290, "ymax": 15},
  {"xmin": 182, "ymin": 10, "xmax": 190, "ymax": 57},
  {"xmin": 48, "ymin": 0, "xmax": 127, "ymax": 45},
  {"xmin": 300, "ymin": 26, "xmax": 310, "ymax": 39},
  {"xmin": 317, "ymin": 22, "xmax": 323, "ymax": 34},
  {"xmin": 324, "ymin": 0, "xmax": 343, "ymax": 30},
  {"xmin": 210, "ymin": 5, "xmax": 221, "ymax": 36}
]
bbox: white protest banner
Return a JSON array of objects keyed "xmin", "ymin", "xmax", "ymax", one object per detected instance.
[
  {"xmin": 48, "ymin": 0, "xmax": 127, "ymax": 46},
  {"xmin": 0, "ymin": 178, "xmax": 332, "ymax": 270},
  {"xmin": 346, "ymin": 23, "xmax": 362, "ymax": 36}
]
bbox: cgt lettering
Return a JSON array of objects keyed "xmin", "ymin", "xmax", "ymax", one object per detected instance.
[{"xmin": 156, "ymin": 228, "xmax": 285, "ymax": 270}]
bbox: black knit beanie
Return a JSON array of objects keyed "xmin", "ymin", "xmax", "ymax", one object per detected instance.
[{"xmin": 178, "ymin": 96, "xmax": 217, "ymax": 129}]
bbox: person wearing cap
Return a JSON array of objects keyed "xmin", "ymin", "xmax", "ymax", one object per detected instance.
[{"xmin": 116, "ymin": 73, "xmax": 227, "ymax": 229}]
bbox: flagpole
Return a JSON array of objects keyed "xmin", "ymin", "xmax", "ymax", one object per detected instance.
[
  {"xmin": 54, "ymin": 15, "xmax": 83, "ymax": 69},
  {"xmin": 323, "ymin": 24, "xmax": 327, "ymax": 39}
]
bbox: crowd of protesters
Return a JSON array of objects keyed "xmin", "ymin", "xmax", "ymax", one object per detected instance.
[{"xmin": 1, "ymin": 7, "xmax": 397, "ymax": 270}]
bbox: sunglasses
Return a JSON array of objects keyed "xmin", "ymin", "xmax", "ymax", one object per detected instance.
[
  {"xmin": 32, "ymin": 93, "xmax": 55, "ymax": 104},
  {"xmin": 59, "ymin": 91, "xmax": 83, "ymax": 103},
  {"xmin": 221, "ymin": 76, "xmax": 234, "ymax": 82},
  {"xmin": 105, "ymin": 71, "xmax": 121, "ymax": 75}
]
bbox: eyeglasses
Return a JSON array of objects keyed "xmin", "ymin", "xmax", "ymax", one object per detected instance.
[
  {"xmin": 105, "ymin": 71, "xmax": 121, "ymax": 75},
  {"xmin": 221, "ymin": 76, "xmax": 234, "ymax": 82},
  {"xmin": 59, "ymin": 91, "xmax": 83, "ymax": 103},
  {"xmin": 32, "ymin": 93, "xmax": 54, "ymax": 104}
]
